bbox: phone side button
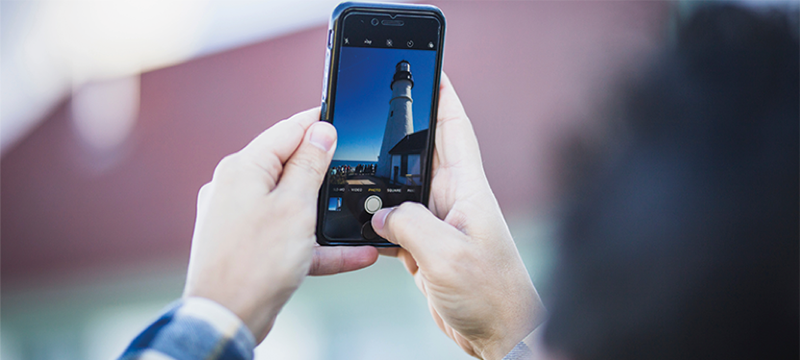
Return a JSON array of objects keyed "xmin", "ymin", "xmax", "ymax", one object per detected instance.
[
  {"xmin": 320, "ymin": 102, "xmax": 328, "ymax": 121},
  {"xmin": 327, "ymin": 29, "xmax": 333, "ymax": 48},
  {"xmin": 319, "ymin": 101, "xmax": 328, "ymax": 121}
]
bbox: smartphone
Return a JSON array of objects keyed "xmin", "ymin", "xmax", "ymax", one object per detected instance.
[{"xmin": 317, "ymin": 2, "xmax": 445, "ymax": 246}]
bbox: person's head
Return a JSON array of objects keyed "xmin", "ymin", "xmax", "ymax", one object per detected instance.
[{"xmin": 545, "ymin": 4, "xmax": 799, "ymax": 359}]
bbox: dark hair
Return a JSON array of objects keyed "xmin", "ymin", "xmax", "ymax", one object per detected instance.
[{"xmin": 544, "ymin": 4, "xmax": 799, "ymax": 359}]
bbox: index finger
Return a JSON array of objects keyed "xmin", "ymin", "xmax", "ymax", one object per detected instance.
[
  {"xmin": 434, "ymin": 73, "xmax": 484, "ymax": 171},
  {"xmin": 238, "ymin": 107, "xmax": 321, "ymax": 164},
  {"xmin": 221, "ymin": 108, "xmax": 320, "ymax": 191},
  {"xmin": 437, "ymin": 72, "xmax": 469, "ymax": 124}
]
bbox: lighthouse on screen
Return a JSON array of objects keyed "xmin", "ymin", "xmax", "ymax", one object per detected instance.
[{"xmin": 376, "ymin": 60, "xmax": 414, "ymax": 180}]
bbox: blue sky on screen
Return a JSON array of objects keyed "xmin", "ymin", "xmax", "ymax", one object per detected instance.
[{"xmin": 332, "ymin": 46, "xmax": 436, "ymax": 162}]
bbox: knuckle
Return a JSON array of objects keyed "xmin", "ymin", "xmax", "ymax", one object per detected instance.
[
  {"xmin": 397, "ymin": 201, "xmax": 425, "ymax": 214},
  {"xmin": 308, "ymin": 249, "xmax": 322, "ymax": 275},
  {"xmin": 213, "ymin": 153, "xmax": 271, "ymax": 187},
  {"xmin": 387, "ymin": 202, "xmax": 427, "ymax": 239},
  {"xmin": 197, "ymin": 182, "xmax": 213, "ymax": 202},
  {"xmin": 288, "ymin": 151, "xmax": 326, "ymax": 179},
  {"xmin": 443, "ymin": 207, "xmax": 469, "ymax": 233},
  {"xmin": 289, "ymin": 118, "xmax": 308, "ymax": 134},
  {"xmin": 256, "ymin": 153, "xmax": 283, "ymax": 189},
  {"xmin": 213, "ymin": 154, "xmax": 243, "ymax": 180},
  {"xmin": 273, "ymin": 118, "xmax": 307, "ymax": 141},
  {"xmin": 393, "ymin": 202, "xmax": 425, "ymax": 220}
]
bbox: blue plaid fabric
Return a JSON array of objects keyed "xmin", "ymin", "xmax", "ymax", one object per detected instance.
[
  {"xmin": 118, "ymin": 297, "xmax": 256, "ymax": 360},
  {"xmin": 119, "ymin": 296, "xmax": 535, "ymax": 360},
  {"xmin": 502, "ymin": 340, "xmax": 535, "ymax": 360}
]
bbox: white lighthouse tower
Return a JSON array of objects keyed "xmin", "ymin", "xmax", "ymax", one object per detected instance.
[{"xmin": 376, "ymin": 60, "xmax": 414, "ymax": 180}]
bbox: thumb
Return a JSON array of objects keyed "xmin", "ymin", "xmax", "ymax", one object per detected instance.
[
  {"xmin": 275, "ymin": 121, "xmax": 337, "ymax": 198},
  {"xmin": 371, "ymin": 202, "xmax": 465, "ymax": 270}
]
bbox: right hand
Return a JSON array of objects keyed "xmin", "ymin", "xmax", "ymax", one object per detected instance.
[{"xmin": 371, "ymin": 73, "xmax": 547, "ymax": 360}]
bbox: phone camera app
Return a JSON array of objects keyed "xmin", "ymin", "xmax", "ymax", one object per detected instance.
[{"xmin": 325, "ymin": 45, "xmax": 437, "ymax": 240}]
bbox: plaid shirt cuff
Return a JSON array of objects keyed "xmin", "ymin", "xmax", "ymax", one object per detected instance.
[
  {"xmin": 502, "ymin": 328, "xmax": 538, "ymax": 360},
  {"xmin": 119, "ymin": 297, "xmax": 256, "ymax": 360}
]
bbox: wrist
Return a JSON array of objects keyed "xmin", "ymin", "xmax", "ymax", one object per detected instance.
[
  {"xmin": 481, "ymin": 296, "xmax": 547, "ymax": 360},
  {"xmin": 179, "ymin": 296, "xmax": 257, "ymax": 350},
  {"xmin": 480, "ymin": 326, "xmax": 538, "ymax": 360},
  {"xmin": 481, "ymin": 335, "xmax": 526, "ymax": 360},
  {"xmin": 182, "ymin": 288, "xmax": 282, "ymax": 342}
]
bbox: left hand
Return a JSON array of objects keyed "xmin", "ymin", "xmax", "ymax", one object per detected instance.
[{"xmin": 183, "ymin": 108, "xmax": 379, "ymax": 342}]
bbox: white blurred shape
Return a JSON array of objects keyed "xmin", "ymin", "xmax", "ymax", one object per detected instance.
[
  {"xmin": 254, "ymin": 303, "xmax": 322, "ymax": 360},
  {"xmin": 83, "ymin": 302, "xmax": 168, "ymax": 360},
  {"xmin": 42, "ymin": 1, "xmax": 210, "ymax": 82},
  {"xmin": 1, "ymin": 0, "xmax": 69, "ymax": 154},
  {"xmin": 1, "ymin": 0, "xmax": 411, "ymax": 156},
  {"xmin": 196, "ymin": 0, "xmax": 409, "ymax": 56},
  {"xmin": 1, "ymin": 0, "xmax": 209, "ymax": 155},
  {"xmin": 71, "ymin": 76, "xmax": 140, "ymax": 151}
]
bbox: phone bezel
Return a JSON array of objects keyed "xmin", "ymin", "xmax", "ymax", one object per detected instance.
[{"xmin": 317, "ymin": 2, "xmax": 446, "ymax": 246}]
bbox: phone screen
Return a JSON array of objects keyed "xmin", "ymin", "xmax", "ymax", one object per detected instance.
[{"xmin": 321, "ymin": 12, "xmax": 443, "ymax": 243}]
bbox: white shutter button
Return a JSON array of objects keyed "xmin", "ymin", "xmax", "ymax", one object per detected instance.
[{"xmin": 364, "ymin": 195, "xmax": 383, "ymax": 214}]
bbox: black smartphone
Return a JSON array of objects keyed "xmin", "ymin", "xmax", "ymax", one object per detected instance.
[{"xmin": 317, "ymin": 2, "xmax": 445, "ymax": 246}]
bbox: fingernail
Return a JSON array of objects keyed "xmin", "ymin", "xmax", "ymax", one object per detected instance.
[
  {"xmin": 371, "ymin": 207, "xmax": 395, "ymax": 231},
  {"xmin": 309, "ymin": 122, "xmax": 336, "ymax": 152}
]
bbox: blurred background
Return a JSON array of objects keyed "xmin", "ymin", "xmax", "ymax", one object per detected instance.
[{"xmin": 1, "ymin": 1, "xmax": 685, "ymax": 359}]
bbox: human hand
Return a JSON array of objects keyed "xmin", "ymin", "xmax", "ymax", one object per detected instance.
[
  {"xmin": 183, "ymin": 108, "xmax": 378, "ymax": 342},
  {"xmin": 372, "ymin": 73, "xmax": 547, "ymax": 360}
]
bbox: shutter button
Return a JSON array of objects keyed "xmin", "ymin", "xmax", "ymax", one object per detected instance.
[{"xmin": 364, "ymin": 195, "xmax": 382, "ymax": 214}]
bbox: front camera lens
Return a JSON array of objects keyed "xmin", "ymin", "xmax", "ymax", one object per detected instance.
[{"xmin": 371, "ymin": 18, "xmax": 379, "ymax": 26}]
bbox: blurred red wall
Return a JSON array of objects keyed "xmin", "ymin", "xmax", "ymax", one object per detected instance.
[{"xmin": 1, "ymin": 1, "xmax": 669, "ymax": 283}]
